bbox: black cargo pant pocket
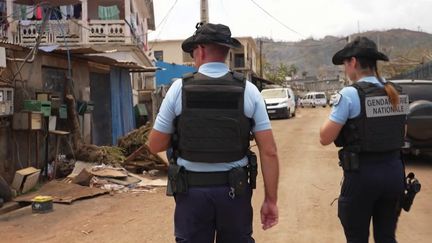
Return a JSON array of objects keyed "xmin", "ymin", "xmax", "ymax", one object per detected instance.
[{"xmin": 338, "ymin": 196, "xmax": 353, "ymax": 228}]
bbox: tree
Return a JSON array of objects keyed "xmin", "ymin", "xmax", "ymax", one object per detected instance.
[
  {"xmin": 288, "ymin": 64, "xmax": 298, "ymax": 78},
  {"xmin": 264, "ymin": 62, "xmax": 296, "ymax": 85}
]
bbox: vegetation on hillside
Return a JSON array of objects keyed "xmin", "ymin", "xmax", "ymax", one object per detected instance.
[{"xmin": 258, "ymin": 29, "xmax": 432, "ymax": 80}]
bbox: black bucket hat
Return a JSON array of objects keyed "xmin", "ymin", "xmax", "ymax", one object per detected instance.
[
  {"xmin": 182, "ymin": 22, "xmax": 242, "ymax": 53},
  {"xmin": 332, "ymin": 36, "xmax": 389, "ymax": 65}
]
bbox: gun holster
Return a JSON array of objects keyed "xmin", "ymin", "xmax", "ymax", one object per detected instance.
[
  {"xmin": 247, "ymin": 150, "xmax": 258, "ymax": 189},
  {"xmin": 338, "ymin": 149, "xmax": 359, "ymax": 171},
  {"xmin": 166, "ymin": 163, "xmax": 188, "ymax": 196},
  {"xmin": 401, "ymin": 172, "xmax": 421, "ymax": 212}
]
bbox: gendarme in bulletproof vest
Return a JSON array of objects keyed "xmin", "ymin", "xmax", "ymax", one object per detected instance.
[
  {"xmin": 334, "ymin": 82, "xmax": 408, "ymax": 152},
  {"xmin": 175, "ymin": 72, "xmax": 253, "ymax": 163}
]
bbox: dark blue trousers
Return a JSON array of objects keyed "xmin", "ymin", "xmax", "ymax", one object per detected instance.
[
  {"xmin": 174, "ymin": 186, "xmax": 254, "ymax": 243},
  {"xmin": 338, "ymin": 154, "xmax": 404, "ymax": 243}
]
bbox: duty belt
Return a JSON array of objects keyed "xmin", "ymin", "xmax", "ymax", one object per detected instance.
[
  {"xmin": 186, "ymin": 167, "xmax": 248, "ymax": 187},
  {"xmin": 358, "ymin": 150, "xmax": 400, "ymax": 162}
]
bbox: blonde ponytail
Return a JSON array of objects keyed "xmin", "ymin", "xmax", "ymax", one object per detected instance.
[
  {"xmin": 375, "ymin": 69, "xmax": 399, "ymax": 109},
  {"xmin": 384, "ymin": 83, "xmax": 400, "ymax": 108}
]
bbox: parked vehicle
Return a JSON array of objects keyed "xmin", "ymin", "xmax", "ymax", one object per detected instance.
[
  {"xmin": 392, "ymin": 80, "xmax": 432, "ymax": 155},
  {"xmin": 261, "ymin": 87, "xmax": 296, "ymax": 119},
  {"xmin": 300, "ymin": 92, "xmax": 327, "ymax": 108}
]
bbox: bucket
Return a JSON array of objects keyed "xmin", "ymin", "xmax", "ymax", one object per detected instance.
[{"xmin": 32, "ymin": 196, "xmax": 53, "ymax": 213}]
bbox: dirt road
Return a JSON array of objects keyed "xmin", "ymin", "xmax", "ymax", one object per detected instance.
[{"xmin": 1, "ymin": 107, "xmax": 431, "ymax": 243}]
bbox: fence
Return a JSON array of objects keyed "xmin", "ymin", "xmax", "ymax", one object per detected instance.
[{"xmin": 392, "ymin": 62, "xmax": 432, "ymax": 80}]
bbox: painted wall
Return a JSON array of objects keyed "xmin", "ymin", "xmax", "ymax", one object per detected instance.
[{"xmin": 148, "ymin": 40, "xmax": 187, "ymax": 65}]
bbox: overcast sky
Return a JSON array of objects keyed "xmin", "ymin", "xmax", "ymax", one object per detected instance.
[{"xmin": 148, "ymin": 0, "xmax": 432, "ymax": 42}]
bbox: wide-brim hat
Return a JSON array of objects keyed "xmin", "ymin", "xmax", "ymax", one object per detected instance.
[
  {"xmin": 332, "ymin": 36, "xmax": 389, "ymax": 65},
  {"xmin": 182, "ymin": 22, "xmax": 242, "ymax": 53}
]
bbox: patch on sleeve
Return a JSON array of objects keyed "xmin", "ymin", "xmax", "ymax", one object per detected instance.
[{"xmin": 333, "ymin": 93, "xmax": 342, "ymax": 106}]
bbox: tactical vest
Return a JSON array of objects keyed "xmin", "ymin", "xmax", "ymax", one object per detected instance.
[
  {"xmin": 334, "ymin": 82, "xmax": 408, "ymax": 152},
  {"xmin": 175, "ymin": 72, "xmax": 253, "ymax": 163}
]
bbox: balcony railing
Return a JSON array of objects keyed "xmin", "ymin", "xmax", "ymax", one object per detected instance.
[
  {"xmin": 88, "ymin": 20, "xmax": 127, "ymax": 43},
  {"xmin": 14, "ymin": 20, "xmax": 82, "ymax": 45},
  {"xmin": 11, "ymin": 19, "xmax": 133, "ymax": 46}
]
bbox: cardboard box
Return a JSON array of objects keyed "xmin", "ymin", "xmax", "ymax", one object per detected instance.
[{"xmin": 12, "ymin": 167, "xmax": 41, "ymax": 193}]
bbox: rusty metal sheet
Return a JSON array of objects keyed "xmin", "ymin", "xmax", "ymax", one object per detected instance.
[{"xmin": 14, "ymin": 181, "xmax": 107, "ymax": 204}]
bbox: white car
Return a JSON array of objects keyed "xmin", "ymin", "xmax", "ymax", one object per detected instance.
[
  {"xmin": 261, "ymin": 88, "xmax": 296, "ymax": 118},
  {"xmin": 300, "ymin": 92, "xmax": 327, "ymax": 108}
]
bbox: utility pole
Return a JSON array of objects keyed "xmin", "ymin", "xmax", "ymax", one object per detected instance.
[
  {"xmin": 357, "ymin": 20, "xmax": 360, "ymax": 33},
  {"xmin": 200, "ymin": 0, "xmax": 209, "ymax": 24},
  {"xmin": 377, "ymin": 34, "xmax": 380, "ymax": 51},
  {"xmin": 259, "ymin": 39, "xmax": 263, "ymax": 77}
]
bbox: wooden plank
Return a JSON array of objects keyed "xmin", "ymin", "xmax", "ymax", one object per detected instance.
[
  {"xmin": 0, "ymin": 202, "xmax": 24, "ymax": 216},
  {"xmin": 90, "ymin": 168, "xmax": 127, "ymax": 178},
  {"xmin": 124, "ymin": 144, "xmax": 148, "ymax": 163}
]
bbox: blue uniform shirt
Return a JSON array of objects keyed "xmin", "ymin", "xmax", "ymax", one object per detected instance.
[
  {"xmin": 153, "ymin": 62, "xmax": 271, "ymax": 172},
  {"xmin": 330, "ymin": 76, "xmax": 384, "ymax": 125}
]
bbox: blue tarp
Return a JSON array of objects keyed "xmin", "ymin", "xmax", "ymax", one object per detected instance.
[
  {"xmin": 110, "ymin": 68, "xmax": 135, "ymax": 145},
  {"xmin": 155, "ymin": 61, "xmax": 196, "ymax": 87}
]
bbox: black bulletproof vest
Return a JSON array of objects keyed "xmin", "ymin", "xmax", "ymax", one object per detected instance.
[
  {"xmin": 175, "ymin": 72, "xmax": 252, "ymax": 163},
  {"xmin": 334, "ymin": 82, "xmax": 408, "ymax": 152}
]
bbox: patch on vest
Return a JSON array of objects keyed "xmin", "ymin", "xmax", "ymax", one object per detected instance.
[
  {"xmin": 365, "ymin": 95, "xmax": 409, "ymax": 117},
  {"xmin": 333, "ymin": 93, "xmax": 342, "ymax": 106}
]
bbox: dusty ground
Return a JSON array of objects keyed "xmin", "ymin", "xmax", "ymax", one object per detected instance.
[{"xmin": 1, "ymin": 107, "xmax": 431, "ymax": 243}]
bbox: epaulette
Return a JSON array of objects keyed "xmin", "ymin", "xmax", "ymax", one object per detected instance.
[
  {"xmin": 231, "ymin": 71, "xmax": 245, "ymax": 82},
  {"xmin": 182, "ymin": 72, "xmax": 196, "ymax": 80}
]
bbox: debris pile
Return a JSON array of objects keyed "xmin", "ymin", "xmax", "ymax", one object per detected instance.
[
  {"xmin": 65, "ymin": 162, "xmax": 166, "ymax": 194},
  {"xmin": 118, "ymin": 123, "xmax": 168, "ymax": 172},
  {"xmin": 73, "ymin": 123, "xmax": 167, "ymax": 172},
  {"xmin": 75, "ymin": 145, "xmax": 126, "ymax": 166}
]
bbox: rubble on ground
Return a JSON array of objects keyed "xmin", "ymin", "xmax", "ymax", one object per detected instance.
[
  {"xmin": 73, "ymin": 123, "xmax": 167, "ymax": 172},
  {"xmin": 64, "ymin": 162, "xmax": 167, "ymax": 194},
  {"xmin": 75, "ymin": 145, "xmax": 126, "ymax": 166},
  {"xmin": 12, "ymin": 123, "xmax": 169, "ymax": 207}
]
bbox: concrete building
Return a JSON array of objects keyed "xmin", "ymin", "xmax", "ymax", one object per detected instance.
[
  {"xmin": 0, "ymin": 0, "xmax": 156, "ymax": 182},
  {"xmin": 149, "ymin": 37, "xmax": 271, "ymax": 90}
]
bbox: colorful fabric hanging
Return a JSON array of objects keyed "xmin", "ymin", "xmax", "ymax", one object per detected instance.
[
  {"xmin": 98, "ymin": 5, "xmax": 120, "ymax": 20},
  {"xmin": 36, "ymin": 6, "xmax": 43, "ymax": 20}
]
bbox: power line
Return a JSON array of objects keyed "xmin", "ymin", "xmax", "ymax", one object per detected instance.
[
  {"xmin": 154, "ymin": 0, "xmax": 179, "ymax": 31},
  {"xmin": 149, "ymin": 0, "xmax": 179, "ymax": 51},
  {"xmin": 249, "ymin": 0, "xmax": 304, "ymax": 38}
]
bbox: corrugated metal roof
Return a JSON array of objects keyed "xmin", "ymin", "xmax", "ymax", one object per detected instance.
[{"xmin": 80, "ymin": 53, "xmax": 157, "ymax": 72}]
